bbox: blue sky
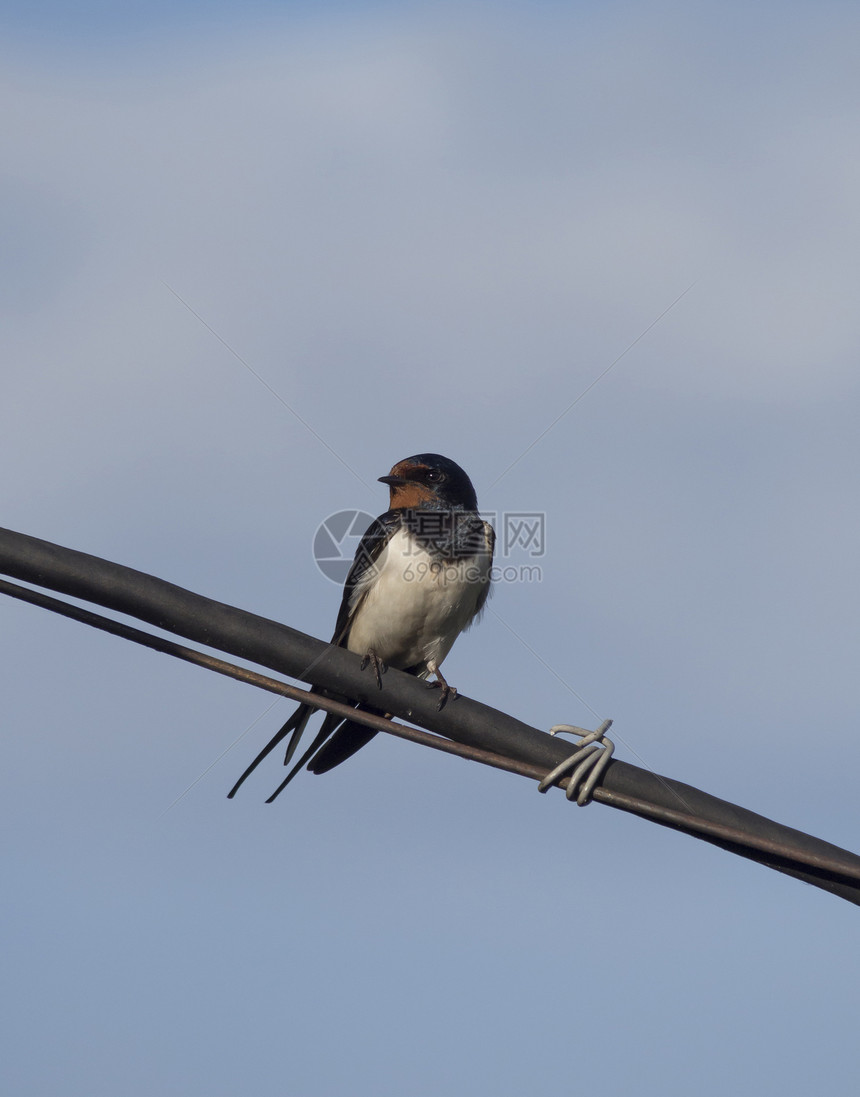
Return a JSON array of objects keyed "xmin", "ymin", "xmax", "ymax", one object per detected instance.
[{"xmin": 3, "ymin": 3, "xmax": 860, "ymax": 1095}]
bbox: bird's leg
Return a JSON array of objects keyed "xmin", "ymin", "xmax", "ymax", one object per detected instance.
[
  {"xmin": 360, "ymin": 649, "xmax": 387, "ymax": 690},
  {"xmin": 425, "ymin": 661, "xmax": 457, "ymax": 710}
]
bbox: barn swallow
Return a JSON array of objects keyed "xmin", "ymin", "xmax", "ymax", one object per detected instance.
[{"xmin": 228, "ymin": 453, "xmax": 495, "ymax": 801}]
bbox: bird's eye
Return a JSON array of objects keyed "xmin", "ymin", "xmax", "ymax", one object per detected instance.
[{"xmin": 426, "ymin": 469, "xmax": 445, "ymax": 483}]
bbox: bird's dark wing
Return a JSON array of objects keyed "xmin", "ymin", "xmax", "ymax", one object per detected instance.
[
  {"xmin": 303, "ymin": 656, "xmax": 424, "ymax": 779},
  {"xmin": 306, "ymin": 712, "xmax": 381, "ymax": 775},
  {"xmin": 330, "ymin": 510, "xmax": 401, "ymax": 644},
  {"xmin": 229, "ymin": 512, "xmax": 404, "ymax": 799},
  {"xmin": 266, "ymin": 512, "xmax": 406, "ymax": 790}
]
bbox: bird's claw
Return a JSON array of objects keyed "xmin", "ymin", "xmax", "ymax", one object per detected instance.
[
  {"xmin": 360, "ymin": 650, "xmax": 387, "ymax": 690},
  {"xmin": 427, "ymin": 677, "xmax": 457, "ymax": 710}
]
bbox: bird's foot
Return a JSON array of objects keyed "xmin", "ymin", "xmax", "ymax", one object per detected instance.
[
  {"xmin": 426, "ymin": 669, "xmax": 457, "ymax": 710},
  {"xmin": 537, "ymin": 719, "xmax": 615, "ymax": 806},
  {"xmin": 360, "ymin": 650, "xmax": 387, "ymax": 690}
]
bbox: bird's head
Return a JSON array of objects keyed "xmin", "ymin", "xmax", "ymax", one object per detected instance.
[{"xmin": 378, "ymin": 453, "xmax": 479, "ymax": 512}]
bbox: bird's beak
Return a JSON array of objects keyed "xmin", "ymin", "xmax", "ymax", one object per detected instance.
[{"xmin": 378, "ymin": 474, "xmax": 407, "ymax": 487}]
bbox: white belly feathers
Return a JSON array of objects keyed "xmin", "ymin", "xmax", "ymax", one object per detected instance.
[{"xmin": 345, "ymin": 526, "xmax": 491, "ymax": 674}]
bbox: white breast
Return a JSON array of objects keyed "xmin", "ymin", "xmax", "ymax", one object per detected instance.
[{"xmin": 345, "ymin": 526, "xmax": 491, "ymax": 674}]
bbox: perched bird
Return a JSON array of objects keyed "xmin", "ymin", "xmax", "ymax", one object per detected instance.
[{"xmin": 229, "ymin": 453, "xmax": 495, "ymax": 801}]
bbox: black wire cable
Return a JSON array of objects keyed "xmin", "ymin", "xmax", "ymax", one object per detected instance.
[{"xmin": 2, "ymin": 525, "xmax": 859, "ymax": 905}]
